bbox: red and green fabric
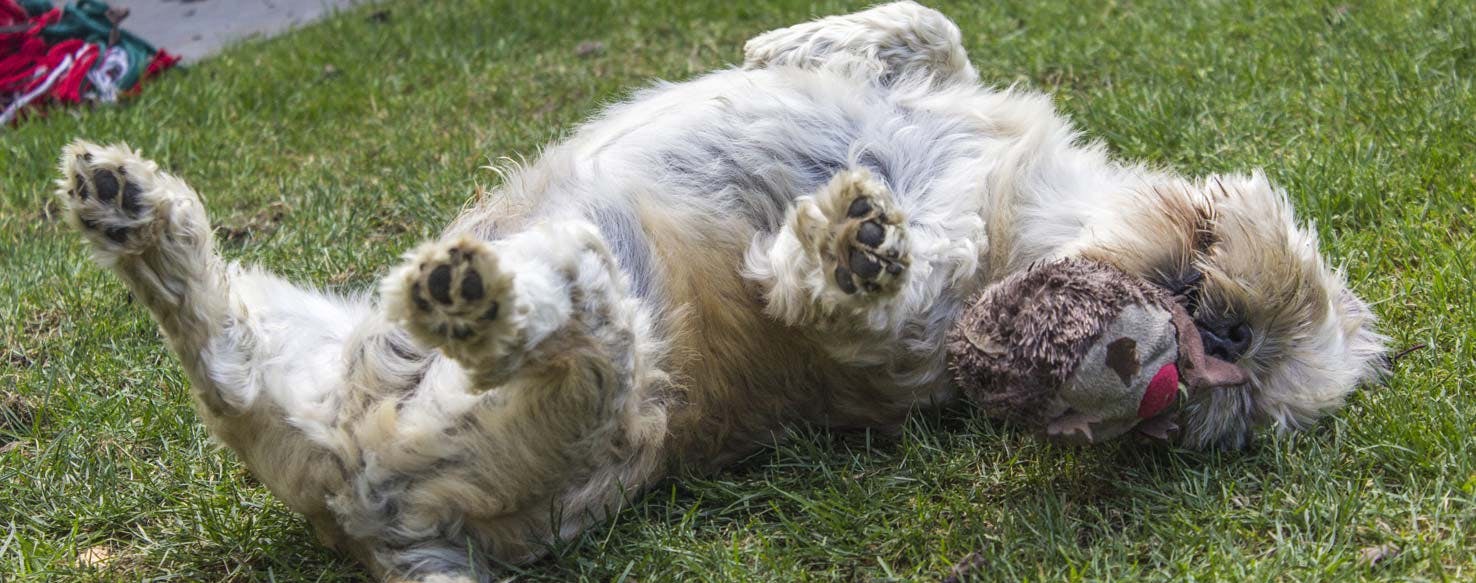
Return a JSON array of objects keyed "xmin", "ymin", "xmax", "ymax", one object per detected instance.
[{"xmin": 1, "ymin": 0, "xmax": 179, "ymax": 125}]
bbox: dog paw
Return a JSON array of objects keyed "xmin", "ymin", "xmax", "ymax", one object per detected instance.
[
  {"xmin": 812, "ymin": 169, "xmax": 909, "ymax": 297},
  {"xmin": 56, "ymin": 141, "xmax": 179, "ymax": 256},
  {"xmin": 384, "ymin": 236, "xmax": 517, "ymax": 357}
]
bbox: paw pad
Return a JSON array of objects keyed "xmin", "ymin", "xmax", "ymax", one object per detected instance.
[
  {"xmin": 399, "ymin": 239, "xmax": 509, "ymax": 344},
  {"xmin": 60, "ymin": 144, "xmax": 160, "ymax": 251},
  {"xmin": 831, "ymin": 191, "xmax": 908, "ymax": 296}
]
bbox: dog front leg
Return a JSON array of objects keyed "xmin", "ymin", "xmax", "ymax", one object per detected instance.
[{"xmin": 741, "ymin": 169, "xmax": 919, "ymax": 362}]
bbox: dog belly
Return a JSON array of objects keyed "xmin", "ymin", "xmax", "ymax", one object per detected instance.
[{"xmin": 454, "ymin": 67, "xmax": 994, "ymax": 464}]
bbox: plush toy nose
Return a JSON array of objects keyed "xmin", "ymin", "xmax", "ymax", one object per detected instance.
[
  {"xmin": 1138, "ymin": 363, "xmax": 1179, "ymax": 419},
  {"xmin": 1199, "ymin": 320, "xmax": 1253, "ymax": 361}
]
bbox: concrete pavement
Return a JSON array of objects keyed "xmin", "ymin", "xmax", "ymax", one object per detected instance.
[{"xmin": 107, "ymin": 0, "xmax": 367, "ymax": 63}]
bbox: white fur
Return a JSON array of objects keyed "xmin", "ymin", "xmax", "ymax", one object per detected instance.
[{"xmin": 55, "ymin": 3, "xmax": 1384, "ymax": 581}]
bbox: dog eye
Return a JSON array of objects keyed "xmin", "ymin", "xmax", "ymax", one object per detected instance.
[{"xmin": 1166, "ymin": 269, "xmax": 1204, "ymax": 314}]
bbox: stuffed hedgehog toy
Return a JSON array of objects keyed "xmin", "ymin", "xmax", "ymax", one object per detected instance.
[{"xmin": 948, "ymin": 258, "xmax": 1248, "ymax": 444}]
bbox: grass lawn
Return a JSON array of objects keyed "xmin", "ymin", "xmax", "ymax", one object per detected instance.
[{"xmin": 2, "ymin": 0, "xmax": 1473, "ymax": 580}]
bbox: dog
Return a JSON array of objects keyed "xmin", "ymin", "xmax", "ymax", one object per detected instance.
[{"xmin": 54, "ymin": 2, "xmax": 1387, "ymax": 580}]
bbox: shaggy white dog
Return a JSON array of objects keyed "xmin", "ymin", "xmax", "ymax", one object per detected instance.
[{"xmin": 55, "ymin": 3, "xmax": 1385, "ymax": 580}]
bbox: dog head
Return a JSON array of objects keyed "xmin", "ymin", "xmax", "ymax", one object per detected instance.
[{"xmin": 1081, "ymin": 172, "xmax": 1387, "ymax": 449}]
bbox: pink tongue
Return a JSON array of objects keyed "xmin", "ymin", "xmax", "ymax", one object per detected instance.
[{"xmin": 1138, "ymin": 364, "xmax": 1179, "ymax": 419}]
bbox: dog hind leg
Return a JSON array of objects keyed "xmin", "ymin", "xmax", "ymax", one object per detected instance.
[
  {"xmin": 742, "ymin": 1, "xmax": 977, "ymax": 86},
  {"xmin": 57, "ymin": 140, "xmax": 248, "ymax": 415},
  {"xmin": 355, "ymin": 221, "xmax": 669, "ymax": 578},
  {"xmin": 381, "ymin": 222, "xmax": 648, "ymax": 392},
  {"xmin": 55, "ymin": 140, "xmax": 369, "ymax": 549}
]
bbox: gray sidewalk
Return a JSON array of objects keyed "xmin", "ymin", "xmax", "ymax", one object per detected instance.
[{"xmin": 109, "ymin": 0, "xmax": 368, "ymax": 63}]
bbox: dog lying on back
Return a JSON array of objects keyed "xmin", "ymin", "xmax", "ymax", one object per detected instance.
[{"xmin": 55, "ymin": 3, "xmax": 1385, "ymax": 580}]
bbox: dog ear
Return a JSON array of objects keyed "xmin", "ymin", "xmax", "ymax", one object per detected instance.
[{"xmin": 1339, "ymin": 288, "xmax": 1395, "ymax": 386}]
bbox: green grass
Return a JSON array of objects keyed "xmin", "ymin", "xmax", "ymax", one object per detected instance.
[{"xmin": 2, "ymin": 0, "xmax": 1473, "ymax": 580}]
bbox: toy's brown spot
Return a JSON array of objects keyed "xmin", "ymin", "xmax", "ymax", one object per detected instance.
[{"xmin": 1105, "ymin": 337, "xmax": 1140, "ymax": 385}]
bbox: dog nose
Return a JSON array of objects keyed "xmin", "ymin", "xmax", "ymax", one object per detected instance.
[{"xmin": 1198, "ymin": 320, "xmax": 1253, "ymax": 362}]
